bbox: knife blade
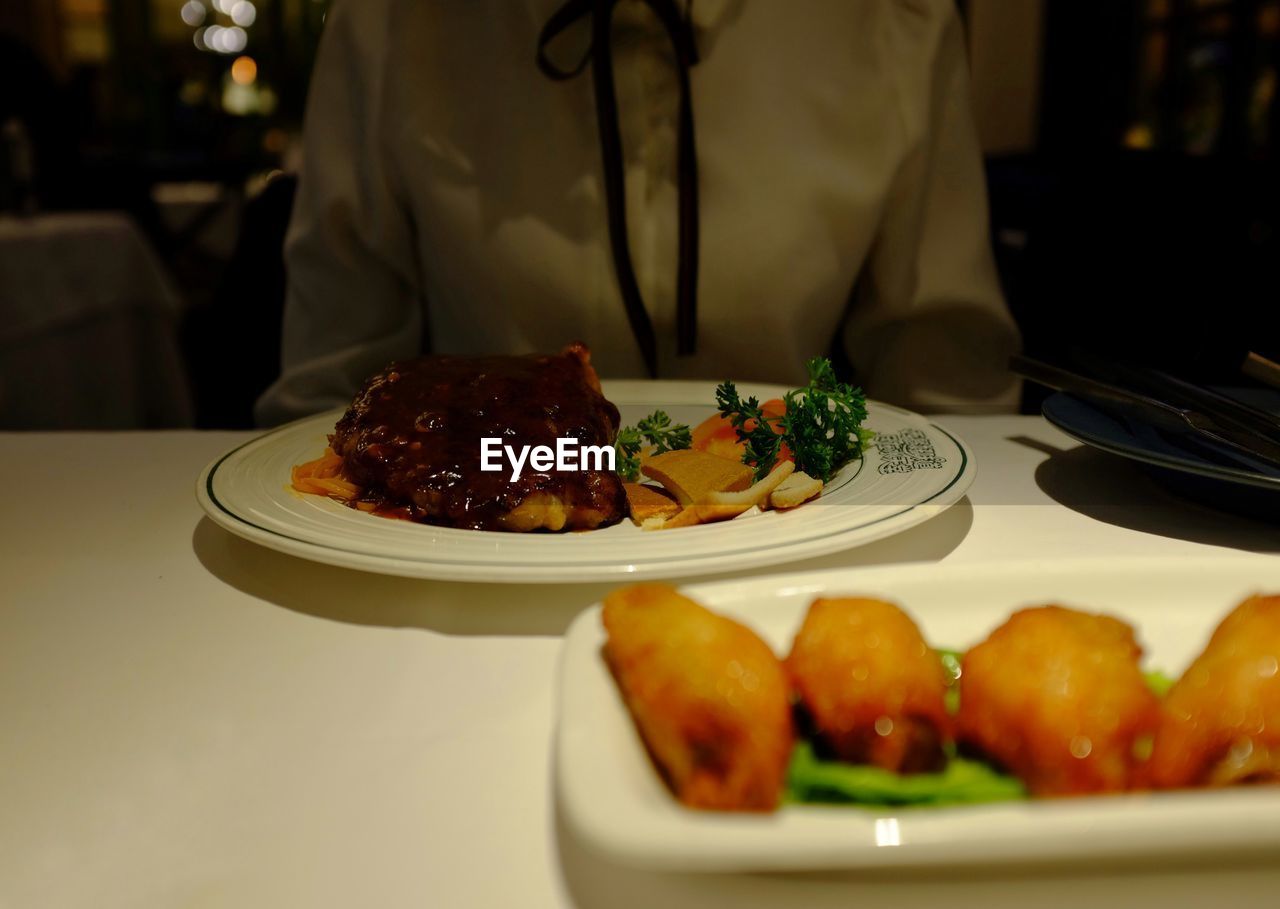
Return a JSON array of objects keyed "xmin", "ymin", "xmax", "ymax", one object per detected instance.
[
  {"xmin": 1066, "ymin": 351, "xmax": 1280, "ymax": 446},
  {"xmin": 1011, "ymin": 355, "xmax": 1280, "ymax": 472}
]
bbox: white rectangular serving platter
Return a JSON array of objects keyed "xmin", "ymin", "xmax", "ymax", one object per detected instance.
[{"xmin": 555, "ymin": 556, "xmax": 1280, "ymax": 871}]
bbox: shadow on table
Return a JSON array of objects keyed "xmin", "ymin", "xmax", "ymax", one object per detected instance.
[
  {"xmin": 192, "ymin": 517, "xmax": 607, "ymax": 636},
  {"xmin": 190, "ymin": 501, "xmax": 974, "ymax": 637},
  {"xmin": 553, "ymin": 797, "xmax": 1279, "ymax": 909},
  {"xmin": 1014, "ymin": 437, "xmax": 1280, "ymax": 553}
]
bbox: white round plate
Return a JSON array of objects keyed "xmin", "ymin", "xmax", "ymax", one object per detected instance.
[{"xmin": 196, "ymin": 380, "xmax": 975, "ymax": 582}]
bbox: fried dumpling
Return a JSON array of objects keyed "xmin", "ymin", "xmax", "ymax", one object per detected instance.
[
  {"xmin": 956, "ymin": 605, "xmax": 1159, "ymax": 796},
  {"xmin": 786, "ymin": 597, "xmax": 951, "ymax": 773},
  {"xmin": 602, "ymin": 584, "xmax": 794, "ymax": 811},
  {"xmin": 1146, "ymin": 594, "xmax": 1280, "ymax": 789}
]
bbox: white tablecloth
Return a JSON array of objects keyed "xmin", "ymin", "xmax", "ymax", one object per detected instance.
[
  {"xmin": 1, "ymin": 417, "xmax": 1278, "ymax": 908},
  {"xmin": 0, "ymin": 213, "xmax": 193, "ymax": 429}
]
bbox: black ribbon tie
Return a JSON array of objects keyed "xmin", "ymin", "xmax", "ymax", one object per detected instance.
[{"xmin": 537, "ymin": 0, "xmax": 701, "ymax": 377}]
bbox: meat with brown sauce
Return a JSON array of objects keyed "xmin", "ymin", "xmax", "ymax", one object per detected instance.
[{"xmin": 330, "ymin": 343, "xmax": 626, "ymax": 531}]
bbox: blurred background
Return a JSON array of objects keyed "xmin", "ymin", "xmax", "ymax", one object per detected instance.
[{"xmin": 0, "ymin": 0, "xmax": 1277, "ymax": 428}]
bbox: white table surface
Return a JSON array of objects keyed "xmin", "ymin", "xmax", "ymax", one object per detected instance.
[{"xmin": 2, "ymin": 417, "xmax": 1278, "ymax": 908}]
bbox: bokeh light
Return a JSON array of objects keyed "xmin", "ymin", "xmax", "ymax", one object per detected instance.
[
  {"xmin": 223, "ymin": 26, "xmax": 248, "ymax": 54},
  {"xmin": 230, "ymin": 1, "xmax": 257, "ymax": 28},
  {"xmin": 230, "ymin": 56, "xmax": 258, "ymax": 86},
  {"xmin": 180, "ymin": 1, "xmax": 207, "ymax": 28}
]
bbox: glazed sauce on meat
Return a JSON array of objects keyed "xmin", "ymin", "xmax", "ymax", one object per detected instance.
[{"xmin": 330, "ymin": 345, "xmax": 626, "ymax": 531}]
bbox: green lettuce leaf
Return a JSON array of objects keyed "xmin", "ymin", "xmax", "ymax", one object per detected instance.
[
  {"xmin": 785, "ymin": 741, "xmax": 1025, "ymax": 806},
  {"xmin": 1143, "ymin": 669, "xmax": 1176, "ymax": 697}
]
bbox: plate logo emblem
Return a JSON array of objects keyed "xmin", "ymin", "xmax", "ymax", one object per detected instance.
[{"xmin": 875, "ymin": 429, "xmax": 946, "ymax": 474}]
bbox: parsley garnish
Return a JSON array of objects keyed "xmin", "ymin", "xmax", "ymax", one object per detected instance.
[
  {"xmin": 615, "ymin": 410, "xmax": 692, "ymax": 481},
  {"xmin": 714, "ymin": 384, "xmax": 783, "ymax": 480},
  {"xmin": 716, "ymin": 357, "xmax": 871, "ymax": 482}
]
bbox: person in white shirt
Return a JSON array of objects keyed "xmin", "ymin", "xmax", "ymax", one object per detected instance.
[{"xmin": 256, "ymin": 0, "xmax": 1020, "ymax": 426}]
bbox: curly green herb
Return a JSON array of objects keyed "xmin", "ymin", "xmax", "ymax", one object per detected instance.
[
  {"xmin": 714, "ymin": 384, "xmax": 783, "ymax": 480},
  {"xmin": 716, "ymin": 357, "xmax": 871, "ymax": 482},
  {"xmin": 614, "ymin": 410, "xmax": 692, "ymax": 481}
]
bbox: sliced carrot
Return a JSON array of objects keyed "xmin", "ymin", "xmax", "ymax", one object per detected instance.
[
  {"xmin": 691, "ymin": 398, "xmax": 792, "ymax": 466},
  {"xmin": 291, "ymin": 447, "xmax": 363, "ymax": 501}
]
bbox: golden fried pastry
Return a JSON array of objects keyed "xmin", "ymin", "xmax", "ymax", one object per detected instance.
[
  {"xmin": 622, "ymin": 483, "xmax": 681, "ymax": 525},
  {"xmin": 955, "ymin": 605, "xmax": 1159, "ymax": 797},
  {"xmin": 785, "ymin": 598, "xmax": 951, "ymax": 773},
  {"xmin": 601, "ymin": 584, "xmax": 794, "ymax": 811},
  {"xmin": 1146, "ymin": 594, "xmax": 1280, "ymax": 789}
]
